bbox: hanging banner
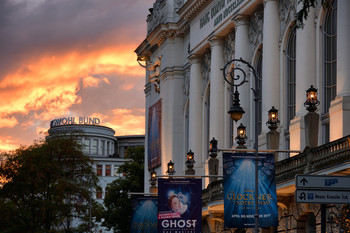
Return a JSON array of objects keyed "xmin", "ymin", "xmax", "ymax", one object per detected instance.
[
  {"xmin": 131, "ymin": 196, "xmax": 158, "ymax": 233},
  {"xmin": 223, "ymin": 153, "xmax": 278, "ymax": 228},
  {"xmin": 158, "ymin": 178, "xmax": 202, "ymax": 233},
  {"xmin": 148, "ymin": 99, "xmax": 162, "ymax": 170}
]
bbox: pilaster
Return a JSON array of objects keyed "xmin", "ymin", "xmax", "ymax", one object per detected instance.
[
  {"xmin": 295, "ymin": 3, "xmax": 316, "ymax": 116},
  {"xmin": 209, "ymin": 36, "xmax": 225, "ymax": 150},
  {"xmin": 188, "ymin": 54, "xmax": 203, "ymax": 166},
  {"xmin": 336, "ymin": 0, "xmax": 350, "ymax": 96},
  {"xmin": 233, "ymin": 15, "xmax": 251, "ymax": 146},
  {"xmin": 262, "ymin": 0, "xmax": 280, "ymax": 132}
]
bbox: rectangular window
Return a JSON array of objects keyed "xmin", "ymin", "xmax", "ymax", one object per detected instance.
[
  {"xmin": 105, "ymin": 165, "xmax": 111, "ymax": 176},
  {"xmin": 114, "ymin": 165, "xmax": 123, "ymax": 177},
  {"xmin": 107, "ymin": 141, "xmax": 110, "ymax": 156},
  {"xmin": 83, "ymin": 138, "xmax": 90, "ymax": 154},
  {"xmin": 96, "ymin": 164, "xmax": 102, "ymax": 176},
  {"xmin": 92, "ymin": 139, "xmax": 98, "ymax": 155},
  {"xmin": 99, "ymin": 140, "xmax": 105, "ymax": 156},
  {"xmin": 96, "ymin": 187, "xmax": 102, "ymax": 199}
]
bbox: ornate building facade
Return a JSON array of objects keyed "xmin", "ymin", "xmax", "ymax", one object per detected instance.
[{"xmin": 136, "ymin": 0, "xmax": 350, "ymax": 232}]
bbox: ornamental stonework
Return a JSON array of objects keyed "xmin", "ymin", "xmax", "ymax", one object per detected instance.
[
  {"xmin": 249, "ymin": 10, "xmax": 264, "ymax": 48},
  {"xmin": 224, "ymin": 30, "xmax": 235, "ymax": 63}
]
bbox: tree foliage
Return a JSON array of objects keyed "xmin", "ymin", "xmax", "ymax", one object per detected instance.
[
  {"xmin": 0, "ymin": 136, "xmax": 101, "ymax": 233},
  {"xmin": 103, "ymin": 146, "xmax": 144, "ymax": 233},
  {"xmin": 296, "ymin": 0, "xmax": 326, "ymax": 28}
]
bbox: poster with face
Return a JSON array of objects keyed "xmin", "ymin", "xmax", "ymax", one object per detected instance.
[
  {"xmin": 158, "ymin": 179, "xmax": 202, "ymax": 233},
  {"xmin": 223, "ymin": 153, "xmax": 278, "ymax": 228},
  {"xmin": 131, "ymin": 196, "xmax": 158, "ymax": 233}
]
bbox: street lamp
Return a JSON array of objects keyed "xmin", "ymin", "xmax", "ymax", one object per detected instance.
[
  {"xmin": 236, "ymin": 123, "xmax": 247, "ymax": 149},
  {"xmin": 166, "ymin": 160, "xmax": 175, "ymax": 175},
  {"xmin": 149, "ymin": 169, "xmax": 157, "ymax": 187},
  {"xmin": 222, "ymin": 57, "xmax": 261, "ymax": 233},
  {"xmin": 185, "ymin": 150, "xmax": 196, "ymax": 175},
  {"xmin": 304, "ymin": 85, "xmax": 320, "ymax": 112},
  {"xmin": 209, "ymin": 137, "xmax": 218, "ymax": 158},
  {"xmin": 185, "ymin": 150, "xmax": 195, "ymax": 169},
  {"xmin": 266, "ymin": 106, "xmax": 280, "ymax": 130}
]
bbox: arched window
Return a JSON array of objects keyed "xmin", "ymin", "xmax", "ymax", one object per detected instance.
[
  {"xmin": 322, "ymin": 0, "xmax": 337, "ymax": 143},
  {"xmin": 285, "ymin": 25, "xmax": 296, "ymax": 150},
  {"xmin": 286, "ymin": 26, "xmax": 296, "ymax": 129},
  {"xmin": 255, "ymin": 49, "xmax": 263, "ymax": 135}
]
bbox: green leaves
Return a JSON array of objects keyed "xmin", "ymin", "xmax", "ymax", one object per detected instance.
[
  {"xmin": 0, "ymin": 136, "xmax": 100, "ymax": 232},
  {"xmin": 103, "ymin": 146, "xmax": 144, "ymax": 232}
]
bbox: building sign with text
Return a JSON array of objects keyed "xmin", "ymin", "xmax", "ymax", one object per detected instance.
[
  {"xmin": 190, "ymin": 0, "xmax": 244, "ymax": 49},
  {"xmin": 50, "ymin": 117, "xmax": 100, "ymax": 128}
]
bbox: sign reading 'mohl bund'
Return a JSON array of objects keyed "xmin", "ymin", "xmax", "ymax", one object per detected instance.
[{"xmin": 50, "ymin": 117, "xmax": 100, "ymax": 128}]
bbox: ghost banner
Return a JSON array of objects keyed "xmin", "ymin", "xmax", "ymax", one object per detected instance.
[
  {"xmin": 158, "ymin": 178, "xmax": 202, "ymax": 233},
  {"xmin": 223, "ymin": 153, "xmax": 278, "ymax": 228},
  {"xmin": 131, "ymin": 196, "xmax": 158, "ymax": 233}
]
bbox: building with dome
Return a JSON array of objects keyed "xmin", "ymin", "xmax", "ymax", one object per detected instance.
[{"xmin": 47, "ymin": 117, "xmax": 144, "ymax": 232}]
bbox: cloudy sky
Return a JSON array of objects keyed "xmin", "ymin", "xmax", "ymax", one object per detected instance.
[{"xmin": 0, "ymin": 0, "xmax": 154, "ymax": 152}]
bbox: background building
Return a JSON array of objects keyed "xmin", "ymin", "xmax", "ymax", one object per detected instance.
[
  {"xmin": 136, "ymin": 0, "xmax": 350, "ymax": 232},
  {"xmin": 48, "ymin": 117, "xmax": 145, "ymax": 232}
]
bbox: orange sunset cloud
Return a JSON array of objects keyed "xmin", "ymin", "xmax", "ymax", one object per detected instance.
[{"xmin": 0, "ymin": 0, "xmax": 153, "ymax": 151}]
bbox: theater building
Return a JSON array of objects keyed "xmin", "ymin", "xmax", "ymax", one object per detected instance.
[
  {"xmin": 136, "ymin": 0, "xmax": 350, "ymax": 232},
  {"xmin": 47, "ymin": 117, "xmax": 145, "ymax": 232}
]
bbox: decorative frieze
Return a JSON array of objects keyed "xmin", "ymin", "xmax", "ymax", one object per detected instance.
[
  {"xmin": 201, "ymin": 51, "xmax": 211, "ymax": 93},
  {"xmin": 224, "ymin": 30, "xmax": 235, "ymax": 63},
  {"xmin": 184, "ymin": 65, "xmax": 191, "ymax": 96},
  {"xmin": 249, "ymin": 10, "xmax": 264, "ymax": 48}
]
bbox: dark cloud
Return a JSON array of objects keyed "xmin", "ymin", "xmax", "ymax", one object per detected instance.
[
  {"xmin": 0, "ymin": 0, "xmax": 152, "ymax": 76},
  {"xmin": 0, "ymin": 0, "xmax": 153, "ymax": 150}
]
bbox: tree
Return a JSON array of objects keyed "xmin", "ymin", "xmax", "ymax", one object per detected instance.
[
  {"xmin": 296, "ymin": 0, "xmax": 326, "ymax": 28},
  {"xmin": 0, "ymin": 136, "xmax": 101, "ymax": 233},
  {"xmin": 103, "ymin": 146, "xmax": 144, "ymax": 232}
]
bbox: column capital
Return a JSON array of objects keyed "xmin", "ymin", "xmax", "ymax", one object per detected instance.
[
  {"xmin": 233, "ymin": 14, "xmax": 250, "ymax": 27},
  {"xmin": 209, "ymin": 36, "xmax": 224, "ymax": 47},
  {"xmin": 188, "ymin": 54, "xmax": 202, "ymax": 64}
]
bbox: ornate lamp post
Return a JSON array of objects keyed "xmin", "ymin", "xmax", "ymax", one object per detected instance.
[
  {"xmin": 149, "ymin": 170, "xmax": 157, "ymax": 193},
  {"xmin": 304, "ymin": 85, "xmax": 320, "ymax": 112},
  {"xmin": 166, "ymin": 160, "xmax": 175, "ymax": 175},
  {"xmin": 266, "ymin": 106, "xmax": 280, "ymax": 130},
  {"xmin": 185, "ymin": 150, "xmax": 196, "ymax": 175},
  {"xmin": 304, "ymin": 85, "xmax": 320, "ymax": 149},
  {"xmin": 266, "ymin": 106, "xmax": 280, "ymax": 161},
  {"xmin": 235, "ymin": 123, "xmax": 247, "ymax": 149},
  {"xmin": 222, "ymin": 57, "xmax": 261, "ymax": 233}
]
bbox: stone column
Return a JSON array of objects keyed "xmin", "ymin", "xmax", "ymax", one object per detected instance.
[
  {"xmin": 209, "ymin": 37, "xmax": 225, "ymax": 182},
  {"xmin": 209, "ymin": 37, "xmax": 225, "ymax": 149},
  {"xmin": 160, "ymin": 36, "xmax": 185, "ymax": 175},
  {"xmin": 262, "ymin": 0, "xmax": 280, "ymax": 132},
  {"xmin": 289, "ymin": 2, "xmax": 316, "ymax": 152},
  {"xmin": 329, "ymin": 0, "xmax": 350, "ymax": 140},
  {"xmin": 233, "ymin": 15, "xmax": 251, "ymax": 144},
  {"xmin": 188, "ymin": 55, "xmax": 203, "ymax": 166}
]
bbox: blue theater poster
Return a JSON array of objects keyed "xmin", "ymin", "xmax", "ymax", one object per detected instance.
[
  {"xmin": 158, "ymin": 178, "xmax": 202, "ymax": 233},
  {"xmin": 223, "ymin": 153, "xmax": 278, "ymax": 228},
  {"xmin": 131, "ymin": 196, "xmax": 158, "ymax": 233},
  {"xmin": 147, "ymin": 99, "xmax": 162, "ymax": 170}
]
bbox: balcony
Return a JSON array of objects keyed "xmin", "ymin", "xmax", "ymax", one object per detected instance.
[{"xmin": 202, "ymin": 135, "xmax": 350, "ymax": 205}]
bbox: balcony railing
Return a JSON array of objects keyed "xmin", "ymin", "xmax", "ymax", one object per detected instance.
[
  {"xmin": 202, "ymin": 135, "xmax": 350, "ymax": 205},
  {"xmin": 275, "ymin": 135, "xmax": 350, "ymax": 183}
]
